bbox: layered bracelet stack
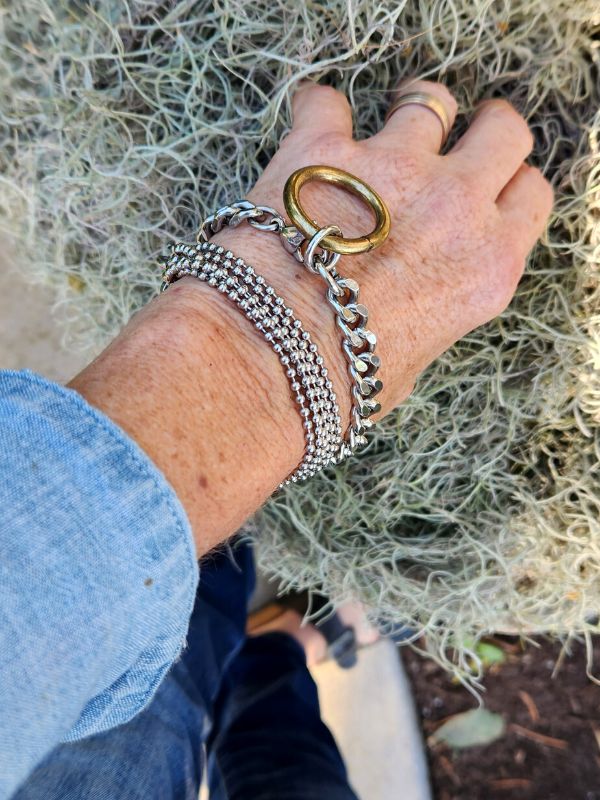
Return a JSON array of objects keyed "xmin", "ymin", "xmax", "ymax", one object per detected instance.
[
  {"xmin": 160, "ymin": 165, "xmax": 391, "ymax": 488},
  {"xmin": 162, "ymin": 239, "xmax": 343, "ymax": 486}
]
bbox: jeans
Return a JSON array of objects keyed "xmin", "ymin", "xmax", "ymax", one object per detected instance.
[{"xmin": 13, "ymin": 540, "xmax": 359, "ymax": 800}]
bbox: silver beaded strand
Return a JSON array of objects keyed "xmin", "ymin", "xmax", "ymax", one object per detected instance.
[
  {"xmin": 161, "ymin": 192, "xmax": 385, "ymax": 480},
  {"xmin": 161, "ymin": 240, "xmax": 343, "ymax": 486}
]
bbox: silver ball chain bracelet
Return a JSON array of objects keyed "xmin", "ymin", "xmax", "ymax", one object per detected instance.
[{"xmin": 160, "ymin": 165, "xmax": 391, "ymax": 488}]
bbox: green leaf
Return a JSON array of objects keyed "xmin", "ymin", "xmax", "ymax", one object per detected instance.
[
  {"xmin": 475, "ymin": 642, "xmax": 506, "ymax": 667},
  {"xmin": 432, "ymin": 708, "xmax": 505, "ymax": 749}
]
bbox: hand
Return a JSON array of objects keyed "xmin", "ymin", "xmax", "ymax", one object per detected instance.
[
  {"xmin": 70, "ymin": 78, "xmax": 554, "ymax": 553},
  {"xmin": 212, "ymin": 79, "xmax": 554, "ymax": 419}
]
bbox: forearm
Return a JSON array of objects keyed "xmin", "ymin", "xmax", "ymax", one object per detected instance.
[
  {"xmin": 68, "ymin": 80, "xmax": 552, "ymax": 560},
  {"xmin": 68, "ymin": 228, "xmax": 355, "ymax": 556},
  {"xmin": 0, "ymin": 371, "xmax": 198, "ymax": 794}
]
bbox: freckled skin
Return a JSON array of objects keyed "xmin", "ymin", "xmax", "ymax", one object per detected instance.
[{"xmin": 68, "ymin": 81, "xmax": 553, "ymax": 558}]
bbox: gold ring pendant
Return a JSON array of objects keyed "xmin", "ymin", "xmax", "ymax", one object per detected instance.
[{"xmin": 283, "ymin": 165, "xmax": 391, "ymax": 256}]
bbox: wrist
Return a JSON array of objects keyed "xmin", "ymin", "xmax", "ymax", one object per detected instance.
[
  {"xmin": 69, "ymin": 276, "xmax": 309, "ymax": 554},
  {"xmin": 209, "ymin": 222, "xmax": 354, "ymax": 427},
  {"xmin": 209, "ymin": 177, "xmax": 416, "ymax": 418}
]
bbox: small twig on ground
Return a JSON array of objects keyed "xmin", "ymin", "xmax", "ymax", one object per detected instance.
[
  {"xmin": 490, "ymin": 778, "xmax": 534, "ymax": 790},
  {"xmin": 438, "ymin": 754, "xmax": 461, "ymax": 786},
  {"xmin": 511, "ymin": 723, "xmax": 569, "ymax": 750},
  {"xmin": 518, "ymin": 690, "xmax": 540, "ymax": 723}
]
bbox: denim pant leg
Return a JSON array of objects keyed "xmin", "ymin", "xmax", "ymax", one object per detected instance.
[
  {"xmin": 208, "ymin": 632, "xmax": 359, "ymax": 800},
  {"xmin": 13, "ymin": 541, "xmax": 255, "ymax": 800},
  {"xmin": 14, "ymin": 541, "xmax": 357, "ymax": 800}
]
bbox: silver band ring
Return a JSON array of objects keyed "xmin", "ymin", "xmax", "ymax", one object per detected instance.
[{"xmin": 385, "ymin": 91, "xmax": 451, "ymax": 145}]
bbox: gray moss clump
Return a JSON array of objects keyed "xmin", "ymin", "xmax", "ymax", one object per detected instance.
[{"xmin": 1, "ymin": 1, "xmax": 599, "ymax": 677}]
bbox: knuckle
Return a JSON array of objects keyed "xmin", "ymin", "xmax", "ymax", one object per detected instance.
[
  {"xmin": 282, "ymin": 127, "xmax": 340, "ymax": 154},
  {"xmin": 479, "ymin": 99, "xmax": 534, "ymax": 148},
  {"xmin": 531, "ymin": 166, "xmax": 555, "ymax": 205},
  {"xmin": 303, "ymin": 83, "xmax": 345, "ymax": 105},
  {"xmin": 292, "ymin": 82, "xmax": 349, "ymax": 120},
  {"xmin": 309, "ymin": 131, "xmax": 355, "ymax": 161},
  {"xmin": 480, "ymin": 97, "xmax": 512, "ymax": 113},
  {"xmin": 487, "ymin": 249, "xmax": 524, "ymax": 313},
  {"xmin": 478, "ymin": 98, "xmax": 514, "ymax": 119},
  {"xmin": 500, "ymin": 247, "xmax": 525, "ymax": 285},
  {"xmin": 515, "ymin": 120, "xmax": 535, "ymax": 152}
]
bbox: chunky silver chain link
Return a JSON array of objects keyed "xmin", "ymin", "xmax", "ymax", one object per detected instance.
[{"xmin": 193, "ymin": 199, "xmax": 382, "ymax": 459}]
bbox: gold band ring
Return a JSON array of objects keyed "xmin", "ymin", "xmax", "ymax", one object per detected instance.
[
  {"xmin": 385, "ymin": 91, "xmax": 451, "ymax": 145},
  {"xmin": 283, "ymin": 165, "xmax": 391, "ymax": 256}
]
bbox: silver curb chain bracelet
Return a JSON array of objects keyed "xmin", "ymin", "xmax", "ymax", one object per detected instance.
[{"xmin": 160, "ymin": 165, "xmax": 391, "ymax": 487}]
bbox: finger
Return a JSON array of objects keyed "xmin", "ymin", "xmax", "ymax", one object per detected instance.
[
  {"xmin": 291, "ymin": 82, "xmax": 353, "ymax": 137},
  {"xmin": 372, "ymin": 80, "xmax": 458, "ymax": 152},
  {"xmin": 449, "ymin": 99, "xmax": 534, "ymax": 198},
  {"xmin": 496, "ymin": 163, "xmax": 554, "ymax": 255}
]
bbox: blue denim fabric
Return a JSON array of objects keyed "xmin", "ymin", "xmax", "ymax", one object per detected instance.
[
  {"xmin": 0, "ymin": 371, "xmax": 199, "ymax": 799},
  {"xmin": 14, "ymin": 542, "xmax": 358, "ymax": 800}
]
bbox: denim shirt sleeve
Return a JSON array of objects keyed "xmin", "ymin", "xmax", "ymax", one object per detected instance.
[{"xmin": 0, "ymin": 370, "xmax": 199, "ymax": 797}]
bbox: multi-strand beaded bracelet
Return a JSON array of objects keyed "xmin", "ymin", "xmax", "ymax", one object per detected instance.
[{"xmin": 160, "ymin": 165, "xmax": 391, "ymax": 488}]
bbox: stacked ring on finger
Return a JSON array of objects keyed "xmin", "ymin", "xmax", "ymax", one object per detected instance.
[{"xmin": 385, "ymin": 90, "xmax": 451, "ymax": 145}]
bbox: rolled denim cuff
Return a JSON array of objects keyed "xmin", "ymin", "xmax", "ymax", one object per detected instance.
[{"xmin": 0, "ymin": 370, "xmax": 198, "ymax": 787}]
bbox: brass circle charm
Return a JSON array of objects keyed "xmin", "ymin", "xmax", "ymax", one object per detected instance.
[{"xmin": 283, "ymin": 165, "xmax": 391, "ymax": 255}]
